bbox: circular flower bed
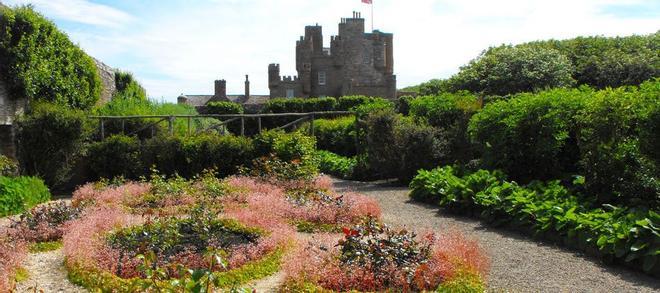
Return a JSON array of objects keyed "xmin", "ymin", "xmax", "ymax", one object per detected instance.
[
  {"xmin": 282, "ymin": 218, "xmax": 490, "ymax": 292},
  {"xmin": 64, "ymin": 174, "xmax": 293, "ymax": 292}
]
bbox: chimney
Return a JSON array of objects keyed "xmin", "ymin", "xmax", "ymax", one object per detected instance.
[
  {"xmin": 214, "ymin": 79, "xmax": 227, "ymax": 100},
  {"xmin": 245, "ymin": 75, "xmax": 250, "ymax": 98}
]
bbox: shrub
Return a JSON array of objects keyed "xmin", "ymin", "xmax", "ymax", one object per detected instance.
[
  {"xmin": 0, "ymin": 155, "xmax": 18, "ymax": 177},
  {"xmin": 93, "ymin": 98, "xmax": 205, "ymax": 138},
  {"xmin": 263, "ymin": 97, "xmax": 337, "ymax": 113},
  {"xmin": 410, "ymin": 92, "xmax": 481, "ymax": 165},
  {"xmin": 282, "ymin": 218, "xmax": 489, "ymax": 291},
  {"xmin": 336, "ymin": 95, "xmax": 380, "ymax": 111},
  {"xmin": 87, "ymin": 134, "xmax": 255, "ymax": 180},
  {"xmin": 0, "ymin": 175, "xmax": 50, "ymax": 217},
  {"xmin": 181, "ymin": 134, "xmax": 255, "ymax": 178},
  {"xmin": 315, "ymin": 150, "xmax": 356, "ymax": 179},
  {"xmin": 88, "ymin": 135, "xmax": 142, "ymax": 180},
  {"xmin": 0, "ymin": 5, "xmax": 101, "ymax": 109},
  {"xmin": 409, "ymin": 168, "xmax": 660, "ymax": 275},
  {"xmin": 253, "ymin": 130, "xmax": 316, "ymax": 163},
  {"xmin": 449, "ymin": 45, "xmax": 575, "ymax": 96},
  {"xmin": 205, "ymin": 101, "xmax": 244, "ymax": 115},
  {"xmin": 577, "ymin": 82, "xmax": 660, "ymax": 207},
  {"xmin": 0, "ymin": 237, "xmax": 28, "ymax": 292},
  {"xmin": 113, "ymin": 71, "xmax": 146, "ymax": 101},
  {"xmin": 469, "ymin": 88, "xmax": 588, "ymax": 182},
  {"xmin": 303, "ymin": 116, "xmax": 356, "ymax": 156},
  {"xmin": 15, "ymin": 103, "xmax": 91, "ymax": 189},
  {"xmin": 8, "ymin": 201, "xmax": 82, "ymax": 243}
]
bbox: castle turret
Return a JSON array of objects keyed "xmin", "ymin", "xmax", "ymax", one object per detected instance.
[
  {"xmin": 268, "ymin": 64, "xmax": 280, "ymax": 88},
  {"xmin": 338, "ymin": 12, "xmax": 365, "ymax": 38}
]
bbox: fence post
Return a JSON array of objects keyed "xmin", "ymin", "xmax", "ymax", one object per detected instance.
[
  {"xmin": 240, "ymin": 116, "xmax": 245, "ymax": 136},
  {"xmin": 100, "ymin": 119, "xmax": 105, "ymax": 140},
  {"xmin": 121, "ymin": 119, "xmax": 125, "ymax": 134},
  {"xmin": 187, "ymin": 117, "xmax": 192, "ymax": 136},
  {"xmin": 257, "ymin": 116, "xmax": 262, "ymax": 133},
  {"xmin": 168, "ymin": 116, "xmax": 174, "ymax": 136}
]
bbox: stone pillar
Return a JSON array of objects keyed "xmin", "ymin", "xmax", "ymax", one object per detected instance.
[{"xmin": 214, "ymin": 79, "xmax": 227, "ymax": 100}]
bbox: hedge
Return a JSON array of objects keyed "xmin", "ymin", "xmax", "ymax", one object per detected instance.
[
  {"xmin": 15, "ymin": 103, "xmax": 91, "ymax": 190},
  {"xmin": 315, "ymin": 150, "xmax": 356, "ymax": 179},
  {"xmin": 0, "ymin": 5, "xmax": 101, "ymax": 109},
  {"xmin": 409, "ymin": 166, "xmax": 660, "ymax": 276},
  {"xmin": 0, "ymin": 176, "xmax": 50, "ymax": 217},
  {"xmin": 87, "ymin": 130, "xmax": 316, "ymax": 181},
  {"xmin": 302, "ymin": 116, "xmax": 357, "ymax": 157},
  {"xmin": 468, "ymin": 80, "xmax": 660, "ymax": 208}
]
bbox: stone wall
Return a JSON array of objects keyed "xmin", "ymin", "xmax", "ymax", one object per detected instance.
[{"xmin": 94, "ymin": 58, "xmax": 117, "ymax": 104}]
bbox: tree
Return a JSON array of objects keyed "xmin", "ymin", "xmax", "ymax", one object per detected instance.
[{"xmin": 449, "ymin": 46, "xmax": 575, "ymax": 96}]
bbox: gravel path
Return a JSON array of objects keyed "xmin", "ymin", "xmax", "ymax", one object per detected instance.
[
  {"xmin": 331, "ymin": 178, "xmax": 660, "ymax": 293},
  {"xmin": 15, "ymin": 249, "xmax": 86, "ymax": 293}
]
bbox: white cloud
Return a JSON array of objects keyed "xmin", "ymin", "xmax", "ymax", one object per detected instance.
[
  {"xmin": 4, "ymin": 0, "xmax": 133, "ymax": 28},
  {"xmin": 3, "ymin": 0, "xmax": 659, "ymax": 100}
]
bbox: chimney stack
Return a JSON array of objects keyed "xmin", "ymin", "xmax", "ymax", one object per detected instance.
[
  {"xmin": 244, "ymin": 75, "xmax": 250, "ymax": 98},
  {"xmin": 214, "ymin": 79, "xmax": 227, "ymax": 100}
]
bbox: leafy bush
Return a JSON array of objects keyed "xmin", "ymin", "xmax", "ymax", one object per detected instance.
[
  {"xmin": 88, "ymin": 134, "xmax": 255, "ymax": 180},
  {"xmin": 113, "ymin": 71, "xmax": 146, "ymax": 101},
  {"xmin": 180, "ymin": 134, "xmax": 255, "ymax": 178},
  {"xmin": 315, "ymin": 150, "xmax": 356, "ymax": 179},
  {"xmin": 0, "ymin": 155, "xmax": 18, "ymax": 177},
  {"xmin": 409, "ymin": 167, "xmax": 660, "ymax": 275},
  {"xmin": 205, "ymin": 101, "xmax": 244, "ymax": 115},
  {"xmin": 449, "ymin": 45, "xmax": 575, "ymax": 96},
  {"xmin": 469, "ymin": 88, "xmax": 588, "ymax": 182},
  {"xmin": 0, "ymin": 176, "xmax": 50, "ymax": 217},
  {"xmin": 577, "ymin": 82, "xmax": 660, "ymax": 207},
  {"xmin": 410, "ymin": 92, "xmax": 481, "ymax": 165},
  {"xmin": 8, "ymin": 201, "xmax": 82, "ymax": 243},
  {"xmin": 402, "ymin": 79, "xmax": 451, "ymax": 96},
  {"xmin": 88, "ymin": 135, "xmax": 142, "ymax": 180},
  {"xmin": 15, "ymin": 103, "xmax": 91, "ymax": 189},
  {"xmin": 336, "ymin": 95, "xmax": 381, "ymax": 111},
  {"xmin": 0, "ymin": 5, "xmax": 101, "ymax": 109},
  {"xmin": 93, "ymin": 98, "xmax": 205, "ymax": 138},
  {"xmin": 262, "ymin": 97, "xmax": 337, "ymax": 113},
  {"xmin": 303, "ymin": 116, "xmax": 356, "ymax": 156}
]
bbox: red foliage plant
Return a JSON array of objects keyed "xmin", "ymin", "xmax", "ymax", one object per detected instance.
[
  {"xmin": 282, "ymin": 226, "xmax": 490, "ymax": 291},
  {"xmin": 0, "ymin": 236, "xmax": 28, "ymax": 292},
  {"xmin": 72, "ymin": 182, "xmax": 151, "ymax": 207}
]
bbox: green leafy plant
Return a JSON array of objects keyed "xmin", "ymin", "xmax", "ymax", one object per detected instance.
[{"xmin": 0, "ymin": 176, "xmax": 50, "ymax": 217}]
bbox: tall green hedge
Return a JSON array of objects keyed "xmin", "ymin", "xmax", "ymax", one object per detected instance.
[
  {"xmin": 15, "ymin": 103, "xmax": 92, "ymax": 189},
  {"xmin": 0, "ymin": 175, "xmax": 50, "ymax": 217},
  {"xmin": 468, "ymin": 80, "xmax": 660, "ymax": 208},
  {"xmin": 0, "ymin": 5, "xmax": 101, "ymax": 109}
]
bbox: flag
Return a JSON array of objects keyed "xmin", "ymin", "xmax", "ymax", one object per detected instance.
[{"xmin": 362, "ymin": 0, "xmax": 372, "ymax": 4}]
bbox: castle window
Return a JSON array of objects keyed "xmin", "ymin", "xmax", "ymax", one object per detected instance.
[
  {"xmin": 286, "ymin": 89, "xmax": 295, "ymax": 98},
  {"xmin": 318, "ymin": 71, "xmax": 327, "ymax": 86}
]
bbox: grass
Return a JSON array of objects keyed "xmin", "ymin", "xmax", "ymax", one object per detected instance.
[
  {"xmin": 15, "ymin": 267, "xmax": 29, "ymax": 283},
  {"xmin": 28, "ymin": 241, "xmax": 63, "ymax": 253}
]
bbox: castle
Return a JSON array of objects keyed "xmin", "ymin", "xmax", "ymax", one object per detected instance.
[
  {"xmin": 177, "ymin": 12, "xmax": 397, "ymax": 111},
  {"xmin": 269, "ymin": 12, "xmax": 396, "ymax": 99}
]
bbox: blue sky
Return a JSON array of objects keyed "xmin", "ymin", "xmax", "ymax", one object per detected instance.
[{"xmin": 3, "ymin": 0, "xmax": 659, "ymax": 101}]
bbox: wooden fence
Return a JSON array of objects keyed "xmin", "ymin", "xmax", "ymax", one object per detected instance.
[{"xmin": 89, "ymin": 111, "xmax": 354, "ymax": 139}]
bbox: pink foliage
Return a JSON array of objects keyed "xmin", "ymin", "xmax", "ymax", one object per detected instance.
[
  {"xmin": 282, "ymin": 229, "xmax": 489, "ymax": 291},
  {"xmin": 0, "ymin": 237, "xmax": 27, "ymax": 292},
  {"xmin": 72, "ymin": 182, "xmax": 151, "ymax": 207},
  {"xmin": 63, "ymin": 206, "xmax": 142, "ymax": 271}
]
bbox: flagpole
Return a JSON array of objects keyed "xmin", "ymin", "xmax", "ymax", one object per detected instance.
[{"xmin": 371, "ymin": 1, "xmax": 374, "ymax": 32}]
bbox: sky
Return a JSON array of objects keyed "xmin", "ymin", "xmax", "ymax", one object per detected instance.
[{"xmin": 3, "ymin": 0, "xmax": 659, "ymax": 102}]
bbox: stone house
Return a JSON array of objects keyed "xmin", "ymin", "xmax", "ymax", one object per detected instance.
[
  {"xmin": 268, "ymin": 12, "xmax": 396, "ymax": 99},
  {"xmin": 177, "ymin": 75, "xmax": 270, "ymax": 112}
]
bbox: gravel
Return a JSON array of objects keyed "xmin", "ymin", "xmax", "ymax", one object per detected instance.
[
  {"xmin": 331, "ymin": 178, "xmax": 660, "ymax": 292},
  {"xmin": 15, "ymin": 249, "xmax": 86, "ymax": 293}
]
